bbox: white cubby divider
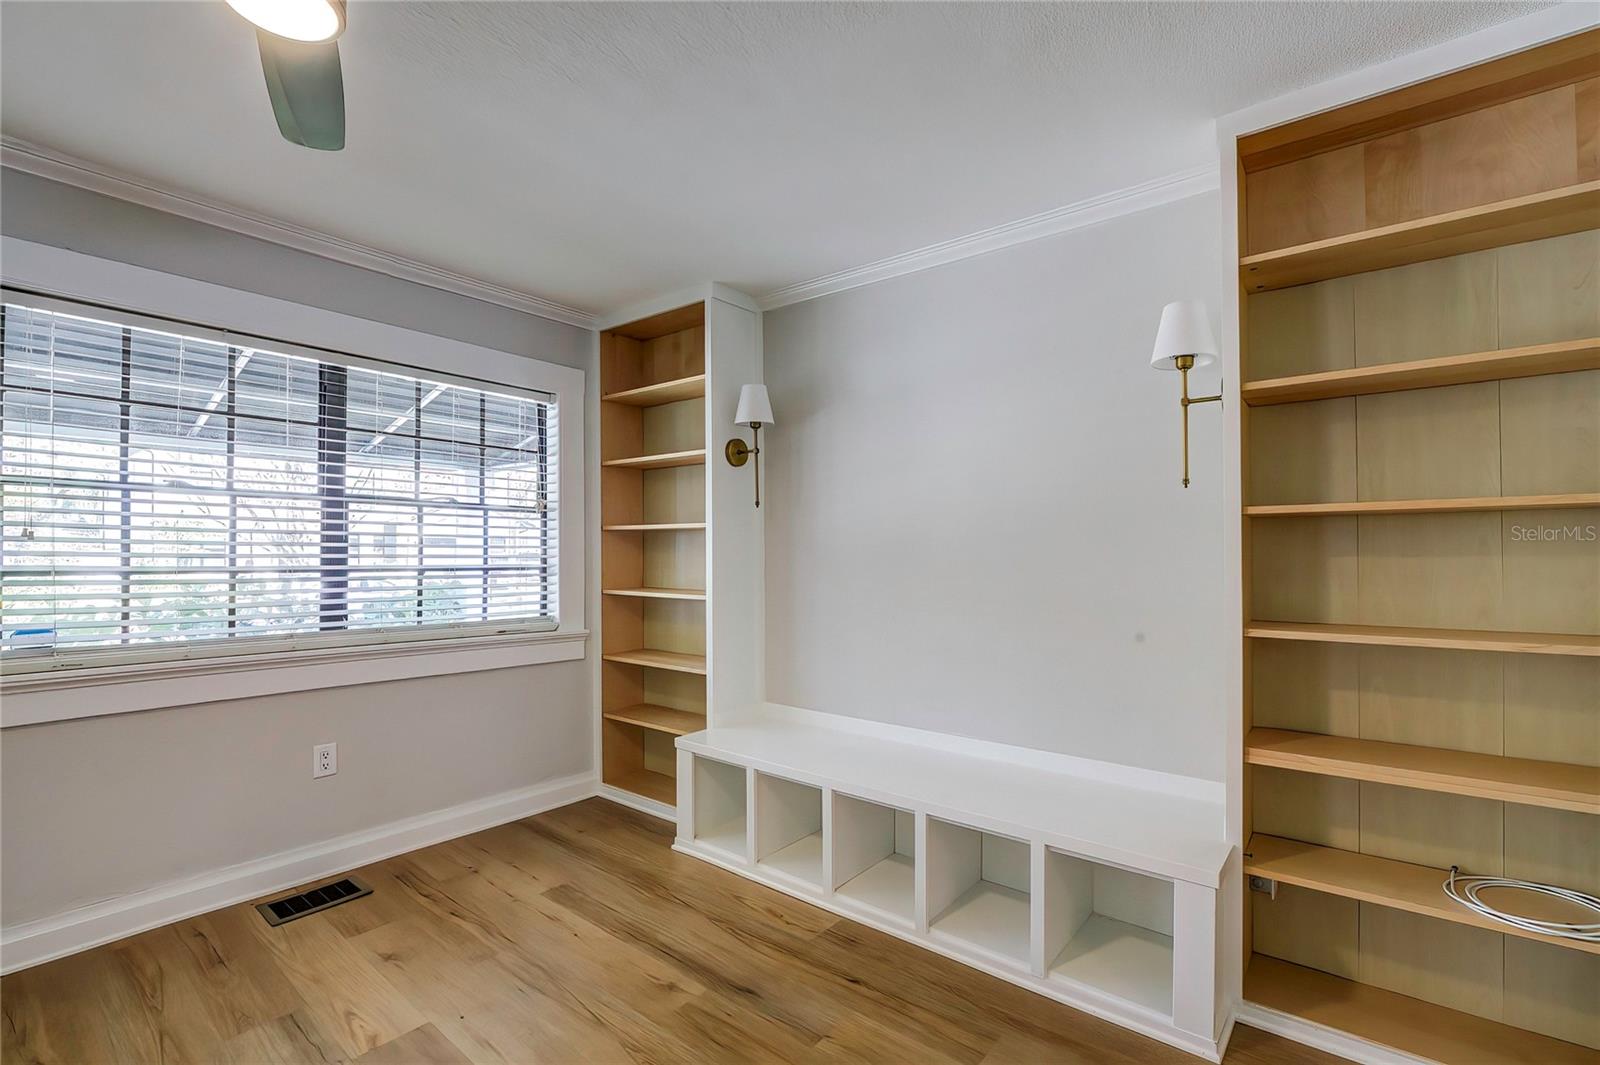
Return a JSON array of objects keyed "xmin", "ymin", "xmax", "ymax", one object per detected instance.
[{"xmin": 673, "ymin": 719, "xmax": 1232, "ymax": 1061}]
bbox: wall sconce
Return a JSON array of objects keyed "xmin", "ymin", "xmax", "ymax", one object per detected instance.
[
  {"xmin": 725, "ymin": 384, "xmax": 774, "ymax": 507},
  {"xmin": 1150, "ymin": 299, "xmax": 1221, "ymax": 488}
]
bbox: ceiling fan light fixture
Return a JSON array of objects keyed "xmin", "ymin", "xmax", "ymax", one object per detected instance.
[{"xmin": 226, "ymin": 0, "xmax": 346, "ymax": 43}]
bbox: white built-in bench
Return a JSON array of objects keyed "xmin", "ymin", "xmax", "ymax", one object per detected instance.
[{"xmin": 673, "ymin": 714, "xmax": 1234, "ymax": 1062}]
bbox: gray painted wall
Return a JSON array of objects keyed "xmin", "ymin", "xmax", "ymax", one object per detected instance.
[
  {"xmin": 761, "ymin": 193, "xmax": 1227, "ymax": 781},
  {"xmin": 0, "ymin": 172, "xmax": 596, "ymax": 927}
]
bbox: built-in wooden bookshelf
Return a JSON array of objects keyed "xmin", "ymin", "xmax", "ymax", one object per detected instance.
[
  {"xmin": 1236, "ymin": 28, "xmax": 1600, "ymax": 1062},
  {"xmin": 600, "ymin": 303, "xmax": 710, "ymax": 805},
  {"xmin": 597, "ymin": 290, "xmax": 766, "ymax": 811}
]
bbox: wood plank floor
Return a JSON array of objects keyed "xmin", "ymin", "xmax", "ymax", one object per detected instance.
[{"xmin": 1, "ymin": 799, "xmax": 1339, "ymax": 1065}]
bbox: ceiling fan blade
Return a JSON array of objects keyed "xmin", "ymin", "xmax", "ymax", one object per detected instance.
[{"xmin": 256, "ymin": 30, "xmax": 345, "ymax": 151}]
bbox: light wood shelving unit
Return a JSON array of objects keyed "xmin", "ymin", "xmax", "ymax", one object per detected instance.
[
  {"xmin": 600, "ymin": 303, "xmax": 711, "ymax": 804},
  {"xmin": 598, "ymin": 291, "xmax": 764, "ymax": 811},
  {"xmin": 1235, "ymin": 29, "xmax": 1600, "ymax": 1062}
]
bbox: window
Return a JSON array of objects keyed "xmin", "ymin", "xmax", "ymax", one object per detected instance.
[{"xmin": 1, "ymin": 299, "xmax": 558, "ymax": 671}]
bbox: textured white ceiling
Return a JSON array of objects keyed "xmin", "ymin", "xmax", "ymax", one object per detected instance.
[{"xmin": 0, "ymin": 1, "xmax": 1551, "ymax": 315}]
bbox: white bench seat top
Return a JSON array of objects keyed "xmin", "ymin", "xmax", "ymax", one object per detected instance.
[{"xmin": 679, "ymin": 723, "xmax": 1232, "ymax": 887}]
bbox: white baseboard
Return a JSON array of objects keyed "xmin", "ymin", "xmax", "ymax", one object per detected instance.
[
  {"xmin": 0, "ymin": 771, "xmax": 598, "ymax": 975},
  {"xmin": 1235, "ymin": 1001, "xmax": 1432, "ymax": 1065}
]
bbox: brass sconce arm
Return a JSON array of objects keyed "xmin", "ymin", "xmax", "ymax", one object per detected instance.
[
  {"xmin": 725, "ymin": 422, "xmax": 764, "ymax": 507},
  {"xmin": 1174, "ymin": 354, "xmax": 1222, "ymax": 488}
]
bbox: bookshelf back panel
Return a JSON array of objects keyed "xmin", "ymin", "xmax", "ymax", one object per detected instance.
[
  {"xmin": 601, "ymin": 324, "xmax": 705, "ymax": 393},
  {"xmin": 1244, "ymin": 81, "xmax": 1595, "ymax": 255},
  {"xmin": 1316, "ymin": 648, "xmax": 1600, "ymax": 765},
  {"xmin": 642, "ymin": 729, "xmax": 677, "ymax": 775},
  {"xmin": 1251, "ymin": 769, "xmax": 1595, "ymax": 892},
  {"xmin": 1254, "ymin": 888, "xmax": 1600, "ymax": 1049},
  {"xmin": 643, "ymin": 528, "xmax": 706, "ymax": 590},
  {"xmin": 1246, "ymin": 230, "xmax": 1600, "ymax": 383},
  {"xmin": 641, "ymin": 670, "xmax": 707, "ymax": 715},
  {"xmin": 642, "ymin": 466, "xmax": 706, "ymax": 526},
  {"xmin": 1501, "ymin": 371, "xmax": 1600, "ymax": 494},
  {"xmin": 1248, "ymin": 370, "xmax": 1600, "ymax": 505},
  {"xmin": 641, "ymin": 396, "xmax": 706, "ymax": 456},
  {"xmin": 1250, "ymin": 509, "xmax": 1600, "ymax": 633},
  {"xmin": 641, "ymin": 598, "xmax": 707, "ymax": 657}
]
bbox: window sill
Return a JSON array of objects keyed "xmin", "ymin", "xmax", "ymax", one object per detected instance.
[{"xmin": 0, "ymin": 628, "xmax": 588, "ymax": 728}]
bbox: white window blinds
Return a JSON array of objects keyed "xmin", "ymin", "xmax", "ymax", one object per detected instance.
[{"xmin": 1, "ymin": 300, "xmax": 558, "ymax": 670}]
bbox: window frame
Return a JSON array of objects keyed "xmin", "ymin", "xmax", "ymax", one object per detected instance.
[{"xmin": 0, "ymin": 237, "xmax": 587, "ymax": 726}]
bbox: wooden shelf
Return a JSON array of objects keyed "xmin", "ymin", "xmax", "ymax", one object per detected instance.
[
  {"xmin": 601, "ymin": 648, "xmax": 708, "ymax": 675},
  {"xmin": 1246, "ymin": 621, "xmax": 1600, "ymax": 657},
  {"xmin": 1245, "ymin": 492, "xmax": 1600, "ymax": 517},
  {"xmin": 605, "ymin": 768, "xmax": 676, "ymax": 805},
  {"xmin": 1246, "ymin": 834, "xmax": 1600, "ymax": 955},
  {"xmin": 601, "ymin": 374, "xmax": 706, "ymax": 407},
  {"xmin": 1244, "ymin": 954, "xmax": 1598, "ymax": 1065},
  {"xmin": 602, "ymin": 703, "xmax": 705, "ymax": 737},
  {"xmin": 600, "ymin": 449, "xmax": 706, "ymax": 471},
  {"xmin": 601, "ymin": 587, "xmax": 706, "ymax": 601},
  {"xmin": 1241, "ymin": 337, "xmax": 1600, "ymax": 405},
  {"xmin": 1240, "ymin": 181, "xmax": 1600, "ymax": 292},
  {"xmin": 1245, "ymin": 728, "xmax": 1600, "ymax": 813},
  {"xmin": 602, "ymin": 522, "xmax": 707, "ymax": 532}
]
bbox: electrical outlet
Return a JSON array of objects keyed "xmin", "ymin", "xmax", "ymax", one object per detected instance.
[
  {"xmin": 1248, "ymin": 874, "xmax": 1277, "ymax": 899},
  {"xmin": 313, "ymin": 742, "xmax": 337, "ymax": 779}
]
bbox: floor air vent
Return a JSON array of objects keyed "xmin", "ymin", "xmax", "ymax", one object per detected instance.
[{"xmin": 256, "ymin": 876, "xmax": 372, "ymax": 926}]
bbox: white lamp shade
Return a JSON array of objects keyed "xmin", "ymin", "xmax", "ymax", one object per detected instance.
[
  {"xmin": 1150, "ymin": 299, "xmax": 1217, "ymax": 371},
  {"xmin": 735, "ymin": 384, "xmax": 774, "ymax": 426}
]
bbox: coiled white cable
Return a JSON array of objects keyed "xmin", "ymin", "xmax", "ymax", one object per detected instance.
[{"xmin": 1444, "ymin": 866, "xmax": 1600, "ymax": 942}]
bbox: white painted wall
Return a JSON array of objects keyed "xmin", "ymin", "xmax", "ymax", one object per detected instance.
[
  {"xmin": 0, "ymin": 173, "xmax": 596, "ymax": 929},
  {"xmin": 762, "ymin": 192, "xmax": 1226, "ymax": 781}
]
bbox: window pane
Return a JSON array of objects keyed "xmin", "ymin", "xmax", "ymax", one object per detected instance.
[{"xmin": 1, "ymin": 301, "xmax": 557, "ymax": 663}]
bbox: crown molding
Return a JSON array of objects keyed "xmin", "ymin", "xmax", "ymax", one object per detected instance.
[
  {"xmin": 756, "ymin": 163, "xmax": 1219, "ymax": 311},
  {"xmin": 0, "ymin": 136, "xmax": 597, "ymax": 329}
]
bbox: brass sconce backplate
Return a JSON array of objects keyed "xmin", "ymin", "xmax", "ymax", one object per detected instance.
[{"xmin": 725, "ymin": 439, "xmax": 750, "ymax": 466}]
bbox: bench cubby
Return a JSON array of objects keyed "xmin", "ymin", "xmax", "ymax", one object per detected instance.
[
  {"xmin": 692, "ymin": 756, "xmax": 747, "ymax": 859},
  {"xmin": 1041, "ymin": 847, "xmax": 1175, "ymax": 1017},
  {"xmin": 754, "ymin": 773, "xmax": 824, "ymax": 888},
  {"xmin": 830, "ymin": 792, "xmax": 915, "ymax": 927},
  {"xmin": 925, "ymin": 818, "xmax": 1032, "ymax": 969}
]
